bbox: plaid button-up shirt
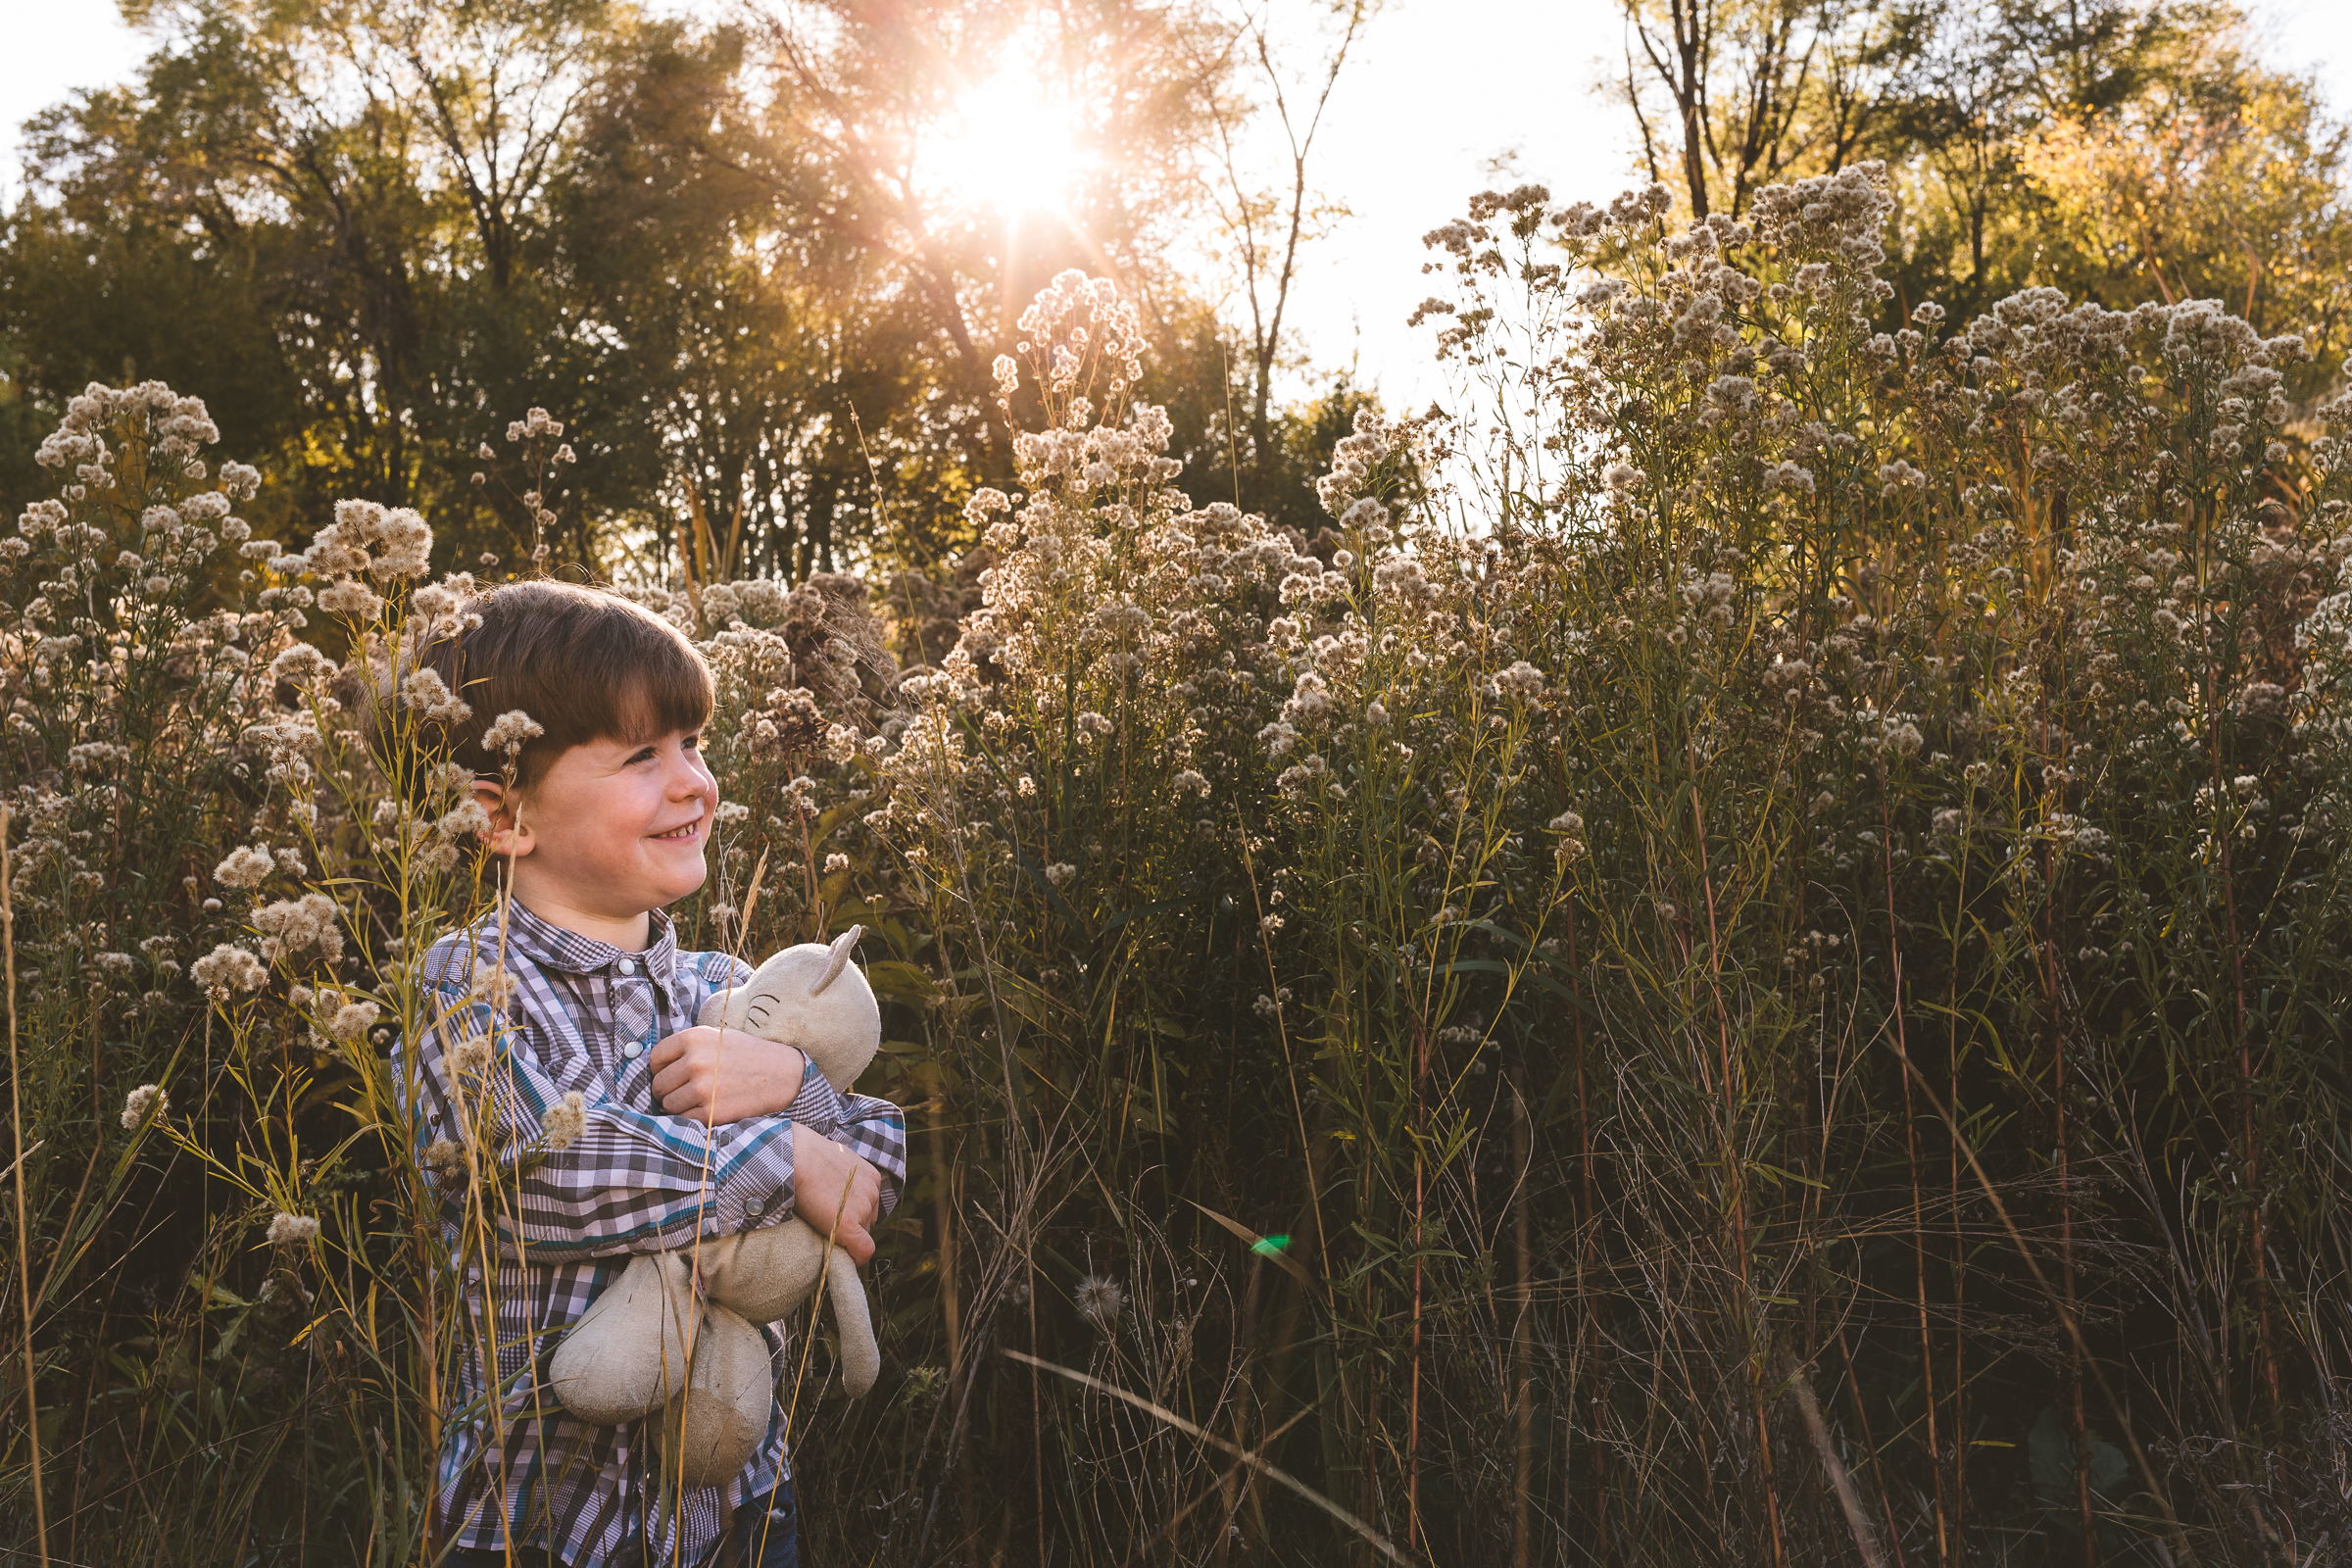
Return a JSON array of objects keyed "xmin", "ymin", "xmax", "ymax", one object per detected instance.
[{"xmin": 395, "ymin": 900, "xmax": 906, "ymax": 1567}]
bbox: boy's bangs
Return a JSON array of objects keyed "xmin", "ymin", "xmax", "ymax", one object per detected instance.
[
  {"xmin": 393, "ymin": 580, "xmax": 718, "ymax": 796},
  {"xmin": 536, "ymin": 590, "xmax": 715, "ymax": 758},
  {"xmin": 607, "ymin": 649, "xmax": 716, "ymax": 747}
]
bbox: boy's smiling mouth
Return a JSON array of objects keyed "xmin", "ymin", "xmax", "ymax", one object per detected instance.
[{"xmin": 651, "ymin": 821, "xmax": 703, "ymax": 842}]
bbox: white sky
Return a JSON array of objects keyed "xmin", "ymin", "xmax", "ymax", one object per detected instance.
[{"xmin": 5, "ymin": 0, "xmax": 2352, "ymax": 410}]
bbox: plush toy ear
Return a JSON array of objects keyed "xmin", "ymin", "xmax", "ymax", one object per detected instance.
[{"xmin": 810, "ymin": 925, "xmax": 862, "ymax": 998}]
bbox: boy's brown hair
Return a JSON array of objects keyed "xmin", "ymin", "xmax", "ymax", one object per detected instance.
[{"xmin": 407, "ymin": 580, "xmax": 714, "ymax": 791}]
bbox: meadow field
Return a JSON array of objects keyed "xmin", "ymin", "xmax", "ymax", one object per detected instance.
[{"xmin": 7, "ymin": 2, "xmax": 2352, "ymax": 1564}]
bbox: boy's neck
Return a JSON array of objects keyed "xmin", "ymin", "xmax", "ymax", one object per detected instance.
[{"xmin": 508, "ymin": 873, "xmax": 655, "ymax": 953}]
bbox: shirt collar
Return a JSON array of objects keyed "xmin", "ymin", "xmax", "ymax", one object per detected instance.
[{"xmin": 493, "ymin": 899, "xmax": 679, "ymax": 977}]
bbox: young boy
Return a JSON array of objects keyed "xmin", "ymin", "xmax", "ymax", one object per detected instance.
[{"xmin": 394, "ymin": 580, "xmax": 903, "ymax": 1567}]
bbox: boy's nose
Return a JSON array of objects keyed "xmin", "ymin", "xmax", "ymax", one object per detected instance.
[{"xmin": 671, "ymin": 755, "xmax": 716, "ymax": 801}]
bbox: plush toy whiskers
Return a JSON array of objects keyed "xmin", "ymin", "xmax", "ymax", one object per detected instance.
[{"xmin": 547, "ymin": 927, "xmax": 886, "ymax": 1485}]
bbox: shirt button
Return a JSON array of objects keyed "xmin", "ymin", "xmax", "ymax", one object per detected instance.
[
  {"xmin": 622, "ymin": 1039, "xmax": 644, "ymax": 1059},
  {"xmin": 616, "ymin": 958, "xmax": 638, "ymax": 977}
]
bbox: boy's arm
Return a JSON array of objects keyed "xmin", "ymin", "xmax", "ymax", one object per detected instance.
[{"xmin": 408, "ymin": 978, "xmax": 801, "ymax": 1262}]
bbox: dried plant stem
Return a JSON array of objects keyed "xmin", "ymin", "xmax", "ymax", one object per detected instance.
[
  {"xmin": 1564, "ymin": 897, "xmax": 1606, "ymax": 1561},
  {"xmin": 1785, "ymin": 1351, "xmax": 1886, "ymax": 1568},
  {"xmin": 1945, "ymin": 822, "xmax": 1973, "ymax": 1565},
  {"xmin": 1002, "ymin": 1348, "xmax": 1410, "ymax": 1564},
  {"xmin": 2201, "ymin": 509, "xmax": 2283, "ymax": 1431},
  {"xmin": 2222, "ymin": 828, "xmax": 2283, "ymax": 1429},
  {"xmin": 1215, "ymin": 1258, "xmax": 1263, "ymax": 1566},
  {"xmin": 1, "ymin": 808, "xmax": 47, "ymax": 1568},
  {"xmin": 1690, "ymin": 787, "xmax": 1785, "ymax": 1568},
  {"xmin": 1408, "ymin": 1018, "xmax": 1427, "ymax": 1559},
  {"xmin": 1510, "ymin": 1075, "xmax": 1534, "ymax": 1568},
  {"xmin": 929, "ymin": 1119, "xmax": 974, "ymax": 1551},
  {"xmin": 0, "ymin": 808, "xmax": 44, "ymax": 1568},
  {"xmin": 1882, "ymin": 800, "xmax": 1947, "ymax": 1561},
  {"xmin": 1117, "ymin": 1406, "xmax": 1314, "ymax": 1568},
  {"xmin": 1832, "ymin": 1320, "xmax": 1909, "ymax": 1568},
  {"xmin": 1029, "ymin": 1253, "xmax": 1043, "ymax": 1553},
  {"xmin": 2034, "ymin": 653, "xmax": 2095, "ymax": 1563},
  {"xmin": 2040, "ymin": 906, "xmax": 2094, "ymax": 1560},
  {"xmin": 1885, "ymin": 1029, "xmax": 2199, "ymax": 1565}
]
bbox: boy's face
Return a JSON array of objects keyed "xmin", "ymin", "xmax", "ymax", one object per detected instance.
[{"xmin": 478, "ymin": 725, "xmax": 717, "ymax": 945}]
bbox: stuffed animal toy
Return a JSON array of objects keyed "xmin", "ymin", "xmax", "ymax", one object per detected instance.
[{"xmin": 547, "ymin": 927, "xmax": 885, "ymax": 1485}]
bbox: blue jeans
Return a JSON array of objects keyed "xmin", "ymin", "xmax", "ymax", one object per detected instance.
[
  {"xmin": 729, "ymin": 1483, "xmax": 802, "ymax": 1568},
  {"xmin": 446, "ymin": 1479, "xmax": 802, "ymax": 1568}
]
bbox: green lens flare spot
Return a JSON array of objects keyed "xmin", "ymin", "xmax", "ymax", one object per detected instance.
[{"xmin": 1250, "ymin": 1234, "xmax": 1292, "ymax": 1257}]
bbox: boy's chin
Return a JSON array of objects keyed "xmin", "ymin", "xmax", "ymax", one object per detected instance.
[{"xmin": 659, "ymin": 861, "xmax": 710, "ymax": 905}]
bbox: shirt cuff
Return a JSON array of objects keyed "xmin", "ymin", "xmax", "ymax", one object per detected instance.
[
  {"xmin": 784, "ymin": 1058, "xmax": 848, "ymax": 1136},
  {"xmin": 711, "ymin": 1114, "xmax": 797, "ymax": 1236}
]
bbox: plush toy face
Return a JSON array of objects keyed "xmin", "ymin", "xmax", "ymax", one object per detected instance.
[{"xmin": 697, "ymin": 926, "xmax": 879, "ymax": 1092}]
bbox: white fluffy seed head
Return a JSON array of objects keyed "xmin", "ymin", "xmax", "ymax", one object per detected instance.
[{"xmin": 267, "ymin": 1212, "xmax": 319, "ymax": 1247}]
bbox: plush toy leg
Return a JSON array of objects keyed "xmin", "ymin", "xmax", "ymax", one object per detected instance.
[
  {"xmin": 704, "ymin": 1221, "xmax": 880, "ymax": 1399},
  {"xmin": 824, "ymin": 1247, "xmax": 880, "ymax": 1397},
  {"xmin": 702, "ymin": 1220, "xmax": 827, "ymax": 1324},
  {"xmin": 549, "ymin": 1251, "xmax": 697, "ymax": 1424},
  {"xmin": 656, "ymin": 1304, "xmax": 775, "ymax": 1489}
]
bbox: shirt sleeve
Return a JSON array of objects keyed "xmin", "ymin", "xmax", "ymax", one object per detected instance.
[
  {"xmin": 402, "ymin": 968, "xmax": 798, "ymax": 1262},
  {"xmin": 834, "ymin": 1093, "xmax": 907, "ymax": 1220},
  {"xmin": 783, "ymin": 1062, "xmax": 850, "ymax": 1135}
]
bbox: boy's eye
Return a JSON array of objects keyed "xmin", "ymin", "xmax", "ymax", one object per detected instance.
[
  {"xmin": 627, "ymin": 747, "xmax": 658, "ymax": 765},
  {"xmin": 682, "ymin": 733, "xmax": 702, "ymax": 752}
]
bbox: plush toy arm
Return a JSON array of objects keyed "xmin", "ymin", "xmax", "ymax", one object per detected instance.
[{"xmin": 697, "ymin": 1220, "xmax": 882, "ymax": 1400}]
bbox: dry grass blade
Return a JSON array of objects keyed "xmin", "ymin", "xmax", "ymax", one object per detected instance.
[
  {"xmin": 1001, "ymin": 1348, "xmax": 1409, "ymax": 1564},
  {"xmin": 1185, "ymin": 1200, "xmax": 1315, "ymax": 1293},
  {"xmin": 1782, "ymin": 1352, "xmax": 1886, "ymax": 1568}
]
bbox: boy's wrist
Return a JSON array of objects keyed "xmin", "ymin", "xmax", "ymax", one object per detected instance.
[{"xmin": 768, "ymin": 1037, "xmax": 808, "ymax": 1110}]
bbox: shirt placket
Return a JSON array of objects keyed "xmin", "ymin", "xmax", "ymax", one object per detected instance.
[{"xmin": 609, "ymin": 957, "xmax": 660, "ymax": 1092}]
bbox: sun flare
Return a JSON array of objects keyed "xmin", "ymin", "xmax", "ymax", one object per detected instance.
[{"xmin": 929, "ymin": 75, "xmax": 1084, "ymax": 216}]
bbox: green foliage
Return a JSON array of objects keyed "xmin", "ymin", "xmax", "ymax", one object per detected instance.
[
  {"xmin": 1617, "ymin": 0, "xmax": 2352, "ymax": 398},
  {"xmin": 0, "ymin": 0, "xmax": 1266, "ymax": 582}
]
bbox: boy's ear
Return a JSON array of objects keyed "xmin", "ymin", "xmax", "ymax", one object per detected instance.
[{"xmin": 472, "ymin": 777, "xmax": 534, "ymax": 858}]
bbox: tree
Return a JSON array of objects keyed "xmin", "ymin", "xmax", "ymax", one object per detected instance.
[
  {"xmin": 1618, "ymin": 0, "xmax": 1913, "ymax": 220},
  {"xmin": 1182, "ymin": 1, "xmax": 1372, "ymax": 510},
  {"xmin": 2018, "ymin": 67, "xmax": 2352, "ymax": 390},
  {"xmin": 1605, "ymin": 0, "xmax": 2352, "ymax": 387},
  {"xmin": 4, "ymin": 0, "xmax": 621, "ymax": 554},
  {"xmin": 1, "ymin": 0, "xmax": 1279, "ymax": 576}
]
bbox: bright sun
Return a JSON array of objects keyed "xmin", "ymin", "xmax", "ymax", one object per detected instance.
[{"xmin": 929, "ymin": 75, "xmax": 1084, "ymax": 216}]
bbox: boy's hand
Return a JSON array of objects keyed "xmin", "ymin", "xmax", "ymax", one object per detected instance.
[
  {"xmin": 791, "ymin": 1125, "xmax": 881, "ymax": 1265},
  {"xmin": 648, "ymin": 1026, "xmax": 805, "ymax": 1125}
]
